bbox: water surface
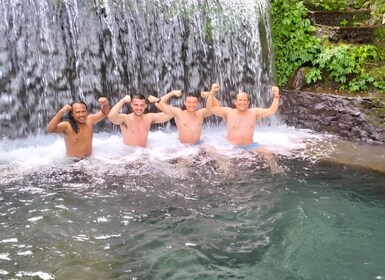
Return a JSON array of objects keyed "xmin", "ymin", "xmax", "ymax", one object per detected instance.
[{"xmin": 0, "ymin": 126, "xmax": 384, "ymax": 280}]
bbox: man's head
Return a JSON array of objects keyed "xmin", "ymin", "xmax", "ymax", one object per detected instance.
[
  {"xmin": 131, "ymin": 94, "xmax": 147, "ymax": 116},
  {"xmin": 184, "ymin": 93, "xmax": 201, "ymax": 112},
  {"xmin": 70, "ymin": 101, "xmax": 89, "ymax": 122},
  {"xmin": 234, "ymin": 92, "xmax": 250, "ymax": 111},
  {"xmin": 69, "ymin": 101, "xmax": 88, "ymax": 133}
]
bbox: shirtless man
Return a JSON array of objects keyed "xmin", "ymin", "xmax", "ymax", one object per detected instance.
[
  {"xmin": 148, "ymin": 84, "xmax": 221, "ymax": 144},
  {"xmin": 46, "ymin": 97, "xmax": 111, "ymax": 158},
  {"xmin": 206, "ymin": 86, "xmax": 281, "ymax": 150},
  {"xmin": 108, "ymin": 94, "xmax": 173, "ymax": 147}
]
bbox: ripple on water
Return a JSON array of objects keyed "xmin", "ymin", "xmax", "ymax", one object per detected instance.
[{"xmin": 1, "ymin": 129, "xmax": 384, "ymax": 279}]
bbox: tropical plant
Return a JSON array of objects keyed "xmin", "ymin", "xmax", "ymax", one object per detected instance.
[
  {"xmin": 306, "ymin": 44, "xmax": 384, "ymax": 92},
  {"xmin": 272, "ymin": 0, "xmax": 322, "ymax": 86}
]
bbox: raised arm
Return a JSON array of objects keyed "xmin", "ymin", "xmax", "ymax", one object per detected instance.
[
  {"xmin": 46, "ymin": 104, "xmax": 72, "ymax": 134},
  {"xmin": 149, "ymin": 90, "xmax": 182, "ymax": 116},
  {"xmin": 89, "ymin": 97, "xmax": 111, "ymax": 123},
  {"xmin": 205, "ymin": 83, "xmax": 229, "ymax": 118},
  {"xmin": 151, "ymin": 112, "xmax": 174, "ymax": 124},
  {"xmin": 108, "ymin": 95, "xmax": 131, "ymax": 125},
  {"xmin": 251, "ymin": 86, "xmax": 281, "ymax": 118}
]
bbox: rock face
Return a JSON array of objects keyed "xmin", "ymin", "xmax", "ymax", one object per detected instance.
[
  {"xmin": 280, "ymin": 89, "xmax": 385, "ymax": 143},
  {"xmin": 283, "ymin": 8, "xmax": 385, "ymax": 144},
  {"xmin": 308, "ymin": 10, "xmax": 385, "ymax": 44}
]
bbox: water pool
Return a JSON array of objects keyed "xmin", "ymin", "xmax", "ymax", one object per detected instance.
[{"xmin": 1, "ymin": 127, "xmax": 384, "ymax": 280}]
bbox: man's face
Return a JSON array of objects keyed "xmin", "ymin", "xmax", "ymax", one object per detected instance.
[
  {"xmin": 131, "ymin": 98, "xmax": 147, "ymax": 116},
  {"xmin": 184, "ymin": 96, "xmax": 199, "ymax": 112},
  {"xmin": 71, "ymin": 103, "xmax": 88, "ymax": 124},
  {"xmin": 234, "ymin": 93, "xmax": 250, "ymax": 111}
]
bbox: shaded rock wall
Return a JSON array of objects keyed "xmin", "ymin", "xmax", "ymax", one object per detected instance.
[{"xmin": 280, "ymin": 89, "xmax": 385, "ymax": 143}]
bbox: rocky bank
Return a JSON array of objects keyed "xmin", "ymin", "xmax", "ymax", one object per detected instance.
[{"xmin": 280, "ymin": 88, "xmax": 385, "ymax": 143}]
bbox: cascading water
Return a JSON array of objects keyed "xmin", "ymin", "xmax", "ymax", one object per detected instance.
[
  {"xmin": 2, "ymin": 2, "xmax": 385, "ymax": 280},
  {"xmin": 0, "ymin": 0, "xmax": 274, "ymax": 138}
]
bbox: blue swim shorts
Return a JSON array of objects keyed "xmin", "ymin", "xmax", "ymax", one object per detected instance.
[{"xmin": 237, "ymin": 142, "xmax": 260, "ymax": 151}]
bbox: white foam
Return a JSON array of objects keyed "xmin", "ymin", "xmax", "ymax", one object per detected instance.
[
  {"xmin": 0, "ymin": 125, "xmax": 327, "ymax": 167},
  {"xmin": 0, "ymin": 238, "xmax": 18, "ymax": 243},
  {"xmin": 0, "ymin": 253, "xmax": 11, "ymax": 261},
  {"xmin": 15, "ymin": 271, "xmax": 54, "ymax": 280},
  {"xmin": 27, "ymin": 216, "xmax": 44, "ymax": 222}
]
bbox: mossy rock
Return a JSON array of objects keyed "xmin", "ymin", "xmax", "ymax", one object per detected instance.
[
  {"xmin": 373, "ymin": 27, "xmax": 385, "ymax": 42},
  {"xmin": 309, "ymin": 10, "xmax": 372, "ymax": 26},
  {"xmin": 372, "ymin": 108, "xmax": 385, "ymax": 118}
]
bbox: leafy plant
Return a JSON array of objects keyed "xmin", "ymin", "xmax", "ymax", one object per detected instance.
[
  {"xmin": 306, "ymin": 44, "xmax": 384, "ymax": 92},
  {"xmin": 340, "ymin": 19, "xmax": 348, "ymax": 26},
  {"xmin": 305, "ymin": 0, "xmax": 348, "ymax": 11},
  {"xmin": 352, "ymin": 0, "xmax": 367, "ymax": 10},
  {"xmin": 272, "ymin": 0, "xmax": 322, "ymax": 86},
  {"xmin": 371, "ymin": 0, "xmax": 385, "ymax": 25},
  {"xmin": 369, "ymin": 65, "xmax": 385, "ymax": 92}
]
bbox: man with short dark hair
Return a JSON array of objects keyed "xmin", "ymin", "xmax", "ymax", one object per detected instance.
[
  {"xmin": 46, "ymin": 97, "xmax": 111, "ymax": 158},
  {"xmin": 148, "ymin": 84, "xmax": 220, "ymax": 144},
  {"xmin": 108, "ymin": 94, "xmax": 173, "ymax": 147}
]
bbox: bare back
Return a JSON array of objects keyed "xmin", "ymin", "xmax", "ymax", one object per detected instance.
[{"xmin": 225, "ymin": 109, "xmax": 257, "ymax": 145}]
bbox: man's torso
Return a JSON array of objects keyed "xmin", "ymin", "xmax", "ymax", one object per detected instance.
[
  {"xmin": 174, "ymin": 110, "xmax": 205, "ymax": 144},
  {"xmin": 120, "ymin": 114, "xmax": 153, "ymax": 147},
  {"xmin": 226, "ymin": 109, "xmax": 256, "ymax": 145}
]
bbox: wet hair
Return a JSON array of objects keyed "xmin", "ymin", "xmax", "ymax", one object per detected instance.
[
  {"xmin": 181, "ymin": 92, "xmax": 201, "ymax": 110},
  {"xmin": 69, "ymin": 100, "xmax": 88, "ymax": 134},
  {"xmin": 132, "ymin": 94, "xmax": 146, "ymax": 101},
  {"xmin": 185, "ymin": 92, "xmax": 201, "ymax": 101}
]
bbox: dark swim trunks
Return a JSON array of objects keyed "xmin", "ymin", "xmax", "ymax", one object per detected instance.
[{"xmin": 237, "ymin": 142, "xmax": 260, "ymax": 151}]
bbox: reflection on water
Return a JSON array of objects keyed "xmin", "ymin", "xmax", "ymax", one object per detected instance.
[{"xmin": 1, "ymin": 127, "xmax": 385, "ymax": 280}]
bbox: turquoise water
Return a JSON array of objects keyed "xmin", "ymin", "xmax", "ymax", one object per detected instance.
[{"xmin": 1, "ymin": 128, "xmax": 384, "ymax": 280}]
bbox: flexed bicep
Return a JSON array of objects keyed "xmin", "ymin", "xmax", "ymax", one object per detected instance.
[{"xmin": 152, "ymin": 112, "xmax": 173, "ymax": 124}]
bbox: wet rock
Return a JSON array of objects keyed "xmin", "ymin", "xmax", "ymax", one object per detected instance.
[
  {"xmin": 280, "ymin": 89, "xmax": 385, "ymax": 143},
  {"xmin": 287, "ymin": 68, "xmax": 307, "ymax": 90}
]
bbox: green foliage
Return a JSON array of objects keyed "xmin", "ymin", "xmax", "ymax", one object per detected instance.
[
  {"xmin": 272, "ymin": 0, "xmax": 385, "ymax": 93},
  {"xmin": 272, "ymin": 0, "xmax": 322, "ymax": 86},
  {"xmin": 371, "ymin": 0, "xmax": 385, "ymax": 25},
  {"xmin": 339, "ymin": 19, "xmax": 348, "ymax": 26},
  {"xmin": 352, "ymin": 0, "xmax": 367, "ymax": 10},
  {"xmin": 306, "ymin": 0, "xmax": 348, "ymax": 11},
  {"xmin": 369, "ymin": 65, "xmax": 385, "ymax": 92},
  {"xmin": 305, "ymin": 44, "xmax": 385, "ymax": 92}
]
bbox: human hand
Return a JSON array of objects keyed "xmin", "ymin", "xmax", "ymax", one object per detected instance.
[
  {"xmin": 62, "ymin": 104, "xmax": 72, "ymax": 112},
  {"xmin": 123, "ymin": 95, "xmax": 131, "ymax": 103},
  {"xmin": 272, "ymin": 86, "xmax": 280, "ymax": 97},
  {"xmin": 98, "ymin": 97, "xmax": 109, "ymax": 107},
  {"xmin": 148, "ymin": 95, "xmax": 160, "ymax": 103},
  {"xmin": 172, "ymin": 90, "xmax": 182, "ymax": 97},
  {"xmin": 211, "ymin": 83, "xmax": 220, "ymax": 94}
]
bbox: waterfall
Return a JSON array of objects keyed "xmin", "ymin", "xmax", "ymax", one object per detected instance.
[{"xmin": 0, "ymin": 0, "xmax": 274, "ymax": 138}]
